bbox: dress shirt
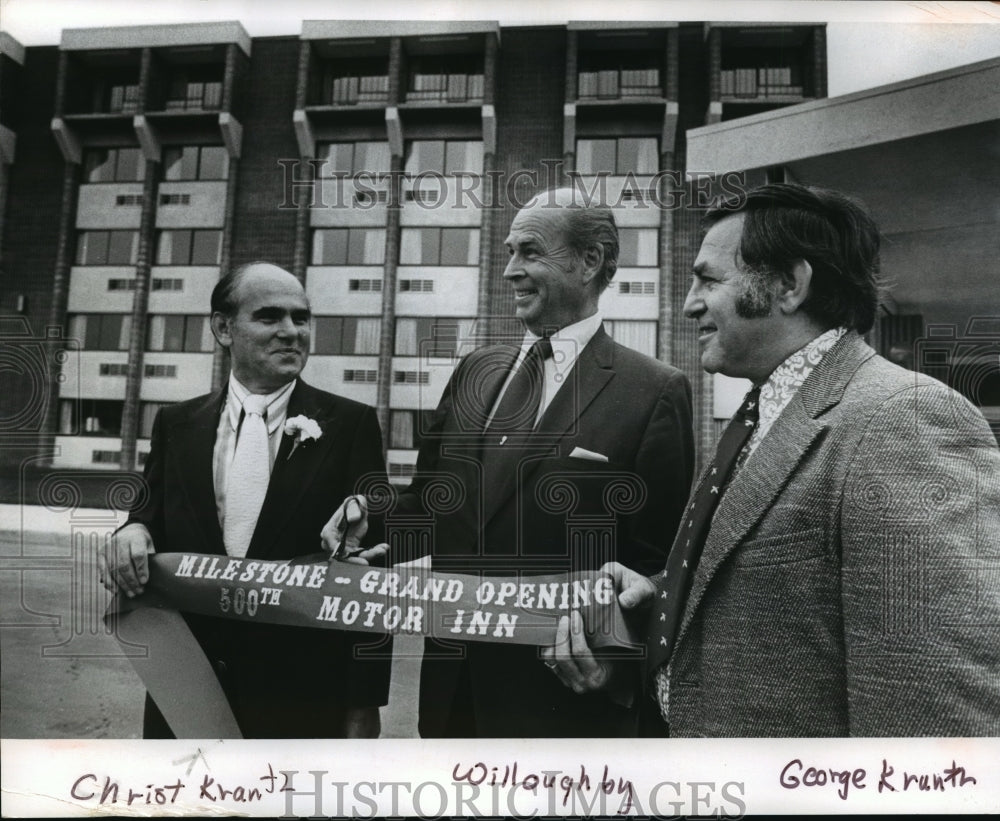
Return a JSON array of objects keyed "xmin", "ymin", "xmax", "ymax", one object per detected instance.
[
  {"xmin": 487, "ymin": 311, "xmax": 604, "ymax": 428},
  {"xmin": 213, "ymin": 374, "xmax": 296, "ymax": 529}
]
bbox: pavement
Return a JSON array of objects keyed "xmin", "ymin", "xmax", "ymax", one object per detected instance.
[{"xmin": 0, "ymin": 504, "xmax": 421, "ymax": 739}]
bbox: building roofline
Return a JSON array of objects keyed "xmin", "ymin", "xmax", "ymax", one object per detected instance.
[
  {"xmin": 60, "ymin": 21, "xmax": 251, "ymax": 56},
  {"xmin": 0, "ymin": 31, "xmax": 26, "ymax": 64},
  {"xmin": 687, "ymin": 56, "xmax": 1000, "ymax": 172},
  {"xmin": 301, "ymin": 20, "xmax": 500, "ymax": 40}
]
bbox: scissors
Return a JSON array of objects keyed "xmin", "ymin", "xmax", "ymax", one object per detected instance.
[{"xmin": 329, "ymin": 495, "xmax": 365, "ymax": 561}]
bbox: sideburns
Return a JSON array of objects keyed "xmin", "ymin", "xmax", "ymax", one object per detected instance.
[{"xmin": 734, "ymin": 270, "xmax": 775, "ymax": 319}]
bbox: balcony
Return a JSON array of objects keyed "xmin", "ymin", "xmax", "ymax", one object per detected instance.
[
  {"xmin": 406, "ymin": 72, "xmax": 484, "ymax": 104},
  {"xmin": 720, "ymin": 67, "xmax": 806, "ymax": 102},
  {"xmin": 578, "ymin": 68, "xmax": 661, "ymax": 101},
  {"xmin": 164, "ymin": 79, "xmax": 223, "ymax": 112}
]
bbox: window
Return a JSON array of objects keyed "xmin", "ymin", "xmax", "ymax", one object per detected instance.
[
  {"xmin": 576, "ymin": 138, "xmax": 659, "ymax": 175},
  {"xmin": 395, "ymin": 317, "xmax": 474, "ymax": 358},
  {"xmin": 319, "ymin": 58, "xmax": 390, "ymax": 106},
  {"xmin": 91, "ymin": 70, "xmax": 139, "ymax": 114},
  {"xmin": 116, "ymin": 195, "xmax": 144, "ymax": 206},
  {"xmin": 317, "ymin": 141, "xmax": 391, "ymax": 177},
  {"xmin": 165, "ymin": 68, "xmax": 223, "ymax": 111},
  {"xmin": 84, "ymin": 148, "xmax": 146, "ymax": 183},
  {"xmin": 159, "ymin": 194, "xmax": 191, "ymax": 205},
  {"xmin": 406, "ymin": 56, "xmax": 484, "ymax": 103},
  {"xmin": 348, "ymin": 279, "xmax": 382, "ymax": 292},
  {"xmin": 604, "ymin": 320, "xmax": 657, "ymax": 358},
  {"xmin": 92, "ymin": 450, "xmax": 122, "ymax": 464},
  {"xmin": 144, "ymin": 364, "xmax": 178, "ymax": 378},
  {"xmin": 389, "ymin": 409, "xmax": 435, "ymax": 450},
  {"xmin": 76, "ymin": 231, "xmax": 139, "ymax": 266},
  {"xmin": 312, "ymin": 228, "xmax": 385, "ymax": 266},
  {"xmin": 163, "ymin": 146, "xmax": 230, "ymax": 181},
  {"xmin": 344, "ymin": 369, "xmax": 378, "ymax": 383},
  {"xmin": 139, "ymin": 402, "xmax": 171, "ymax": 438},
  {"xmin": 399, "ymin": 228, "xmax": 479, "ymax": 266},
  {"xmin": 404, "ymin": 140, "xmax": 483, "ymax": 176},
  {"xmin": 156, "ymin": 230, "xmax": 222, "ymax": 265},
  {"xmin": 618, "ymin": 229, "xmax": 659, "ymax": 267},
  {"xmin": 67, "ymin": 314, "xmax": 132, "ymax": 351},
  {"xmin": 108, "ymin": 278, "xmax": 136, "ymax": 291},
  {"xmin": 313, "ymin": 317, "xmax": 381, "ymax": 355},
  {"xmin": 393, "ymin": 370, "xmax": 430, "ymax": 384},
  {"xmin": 618, "ymin": 281, "xmax": 656, "ymax": 295},
  {"xmin": 577, "ymin": 51, "xmax": 662, "ymax": 99},
  {"xmin": 59, "ymin": 398, "xmax": 124, "ymax": 436},
  {"xmin": 388, "ymin": 462, "xmax": 416, "ymax": 479},
  {"xmin": 98, "ymin": 363, "xmax": 129, "ymax": 376},
  {"xmin": 399, "ymin": 279, "xmax": 433, "ymax": 293},
  {"xmin": 146, "ymin": 315, "xmax": 213, "ymax": 352},
  {"xmin": 152, "ymin": 278, "xmax": 184, "ymax": 291}
]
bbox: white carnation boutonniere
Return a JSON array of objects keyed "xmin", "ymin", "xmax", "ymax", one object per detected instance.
[{"xmin": 284, "ymin": 415, "xmax": 322, "ymax": 460}]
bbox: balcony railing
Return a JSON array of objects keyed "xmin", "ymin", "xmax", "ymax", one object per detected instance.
[
  {"xmin": 106, "ymin": 84, "xmax": 140, "ymax": 114},
  {"xmin": 164, "ymin": 81, "xmax": 223, "ymax": 112},
  {"xmin": 578, "ymin": 69, "xmax": 662, "ymax": 100},
  {"xmin": 720, "ymin": 68, "xmax": 804, "ymax": 99},
  {"xmin": 325, "ymin": 74, "xmax": 390, "ymax": 105},
  {"xmin": 406, "ymin": 73, "xmax": 484, "ymax": 103}
]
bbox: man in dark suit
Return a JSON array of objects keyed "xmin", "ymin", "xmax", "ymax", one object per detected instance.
[
  {"xmin": 547, "ymin": 183, "xmax": 1000, "ymax": 736},
  {"xmin": 99, "ymin": 261, "xmax": 390, "ymax": 738},
  {"xmin": 327, "ymin": 188, "xmax": 695, "ymax": 737}
]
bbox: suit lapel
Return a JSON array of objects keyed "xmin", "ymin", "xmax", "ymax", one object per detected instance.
[
  {"xmin": 481, "ymin": 329, "xmax": 616, "ymax": 526},
  {"xmin": 248, "ymin": 380, "xmax": 334, "ymax": 559},
  {"xmin": 671, "ymin": 332, "xmax": 875, "ymax": 655},
  {"xmin": 673, "ymin": 398, "xmax": 825, "ymax": 649},
  {"xmin": 168, "ymin": 390, "xmax": 226, "ymax": 554}
]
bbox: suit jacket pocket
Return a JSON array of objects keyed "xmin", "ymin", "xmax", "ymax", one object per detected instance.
[{"xmin": 731, "ymin": 527, "xmax": 828, "ymax": 568}]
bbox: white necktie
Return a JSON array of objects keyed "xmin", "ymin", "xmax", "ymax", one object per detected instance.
[{"xmin": 224, "ymin": 394, "xmax": 270, "ymax": 558}]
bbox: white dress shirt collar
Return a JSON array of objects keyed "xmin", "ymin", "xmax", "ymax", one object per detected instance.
[{"xmin": 226, "ymin": 374, "xmax": 296, "ymax": 437}]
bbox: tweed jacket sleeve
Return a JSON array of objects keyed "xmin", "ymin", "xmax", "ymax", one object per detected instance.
[{"xmin": 840, "ymin": 379, "xmax": 1000, "ymax": 735}]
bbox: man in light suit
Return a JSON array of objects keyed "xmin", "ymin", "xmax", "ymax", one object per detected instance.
[
  {"xmin": 328, "ymin": 188, "xmax": 695, "ymax": 737},
  {"xmin": 547, "ymin": 183, "xmax": 1000, "ymax": 736},
  {"xmin": 99, "ymin": 261, "xmax": 390, "ymax": 738}
]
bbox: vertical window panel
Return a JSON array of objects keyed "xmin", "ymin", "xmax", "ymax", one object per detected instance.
[
  {"xmin": 355, "ymin": 318, "xmax": 381, "ymax": 354},
  {"xmin": 107, "ymin": 231, "xmax": 138, "ymax": 265},
  {"xmin": 354, "ymin": 142, "xmax": 390, "ymax": 174},
  {"xmin": 191, "ymin": 230, "xmax": 221, "ymax": 265},
  {"xmin": 313, "ymin": 229, "xmax": 348, "ymax": 265},
  {"xmin": 390, "ymin": 410, "xmax": 414, "ymax": 449},
  {"xmin": 619, "ymin": 228, "xmax": 659, "ymax": 266},
  {"xmin": 617, "ymin": 138, "xmax": 658, "ymax": 174},
  {"xmin": 115, "ymin": 148, "xmax": 145, "ymax": 181},
  {"xmin": 84, "ymin": 150, "xmax": 114, "ymax": 182},
  {"xmin": 161, "ymin": 315, "xmax": 185, "ymax": 352},
  {"xmin": 198, "ymin": 146, "xmax": 229, "ymax": 180},
  {"xmin": 313, "ymin": 317, "xmax": 344, "ymax": 355}
]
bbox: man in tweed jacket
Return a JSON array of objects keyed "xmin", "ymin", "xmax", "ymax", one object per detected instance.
[{"xmin": 546, "ymin": 183, "xmax": 1000, "ymax": 736}]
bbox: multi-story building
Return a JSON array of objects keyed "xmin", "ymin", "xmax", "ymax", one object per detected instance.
[{"xmin": 1, "ymin": 20, "xmax": 829, "ymax": 485}]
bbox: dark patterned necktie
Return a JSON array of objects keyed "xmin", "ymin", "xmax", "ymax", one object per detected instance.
[
  {"xmin": 645, "ymin": 385, "xmax": 761, "ymax": 674},
  {"xmin": 484, "ymin": 337, "xmax": 554, "ymax": 438}
]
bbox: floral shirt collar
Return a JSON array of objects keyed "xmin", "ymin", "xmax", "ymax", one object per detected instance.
[{"xmin": 747, "ymin": 327, "xmax": 847, "ymax": 456}]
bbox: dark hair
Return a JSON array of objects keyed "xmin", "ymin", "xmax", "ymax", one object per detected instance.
[
  {"xmin": 704, "ymin": 183, "xmax": 881, "ymax": 334},
  {"xmin": 210, "ymin": 261, "xmax": 269, "ymax": 316}
]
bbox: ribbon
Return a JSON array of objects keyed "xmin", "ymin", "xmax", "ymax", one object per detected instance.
[{"xmin": 107, "ymin": 553, "xmax": 642, "ymax": 737}]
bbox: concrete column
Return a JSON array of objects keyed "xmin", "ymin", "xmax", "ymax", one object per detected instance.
[
  {"xmin": 37, "ymin": 162, "xmax": 81, "ymax": 464},
  {"xmin": 119, "ymin": 161, "xmax": 158, "ymax": 471},
  {"xmin": 375, "ymin": 153, "xmax": 404, "ymax": 450}
]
